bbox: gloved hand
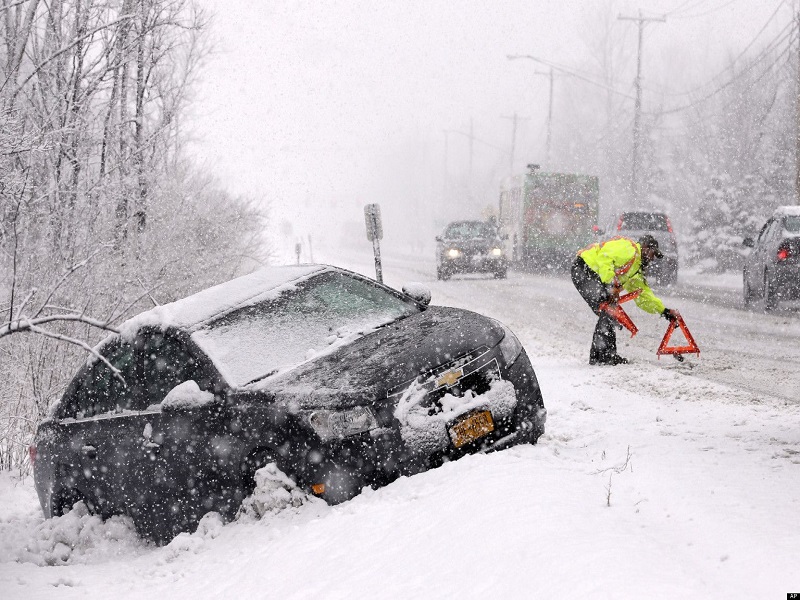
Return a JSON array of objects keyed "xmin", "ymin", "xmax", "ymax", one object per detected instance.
[{"xmin": 662, "ymin": 308, "xmax": 680, "ymax": 322}]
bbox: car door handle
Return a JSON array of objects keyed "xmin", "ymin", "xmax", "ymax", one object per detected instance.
[{"xmin": 81, "ymin": 445, "xmax": 97, "ymax": 459}]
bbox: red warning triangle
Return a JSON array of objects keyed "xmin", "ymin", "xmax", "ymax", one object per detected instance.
[
  {"xmin": 599, "ymin": 289, "xmax": 641, "ymax": 337},
  {"xmin": 657, "ymin": 315, "xmax": 700, "ymax": 358},
  {"xmin": 602, "ymin": 303, "xmax": 638, "ymax": 337}
]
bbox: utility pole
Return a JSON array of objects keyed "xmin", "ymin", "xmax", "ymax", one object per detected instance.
[
  {"xmin": 618, "ymin": 10, "xmax": 665, "ymax": 203},
  {"xmin": 507, "ymin": 56, "xmax": 557, "ymax": 167},
  {"xmin": 796, "ymin": 8, "xmax": 800, "ymax": 204},
  {"xmin": 442, "ymin": 130, "xmax": 449, "ymax": 211},
  {"xmin": 501, "ymin": 112, "xmax": 526, "ymax": 174},
  {"xmin": 469, "ymin": 117, "xmax": 474, "ymax": 178},
  {"xmin": 534, "ymin": 67, "xmax": 554, "ymax": 166}
]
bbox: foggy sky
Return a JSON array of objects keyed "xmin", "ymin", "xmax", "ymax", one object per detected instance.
[{"xmin": 187, "ymin": 0, "xmax": 788, "ymax": 260}]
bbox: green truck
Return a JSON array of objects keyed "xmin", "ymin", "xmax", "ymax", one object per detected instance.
[{"xmin": 499, "ymin": 166, "xmax": 600, "ymax": 270}]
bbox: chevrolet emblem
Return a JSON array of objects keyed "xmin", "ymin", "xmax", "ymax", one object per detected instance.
[{"xmin": 436, "ymin": 368, "xmax": 463, "ymax": 388}]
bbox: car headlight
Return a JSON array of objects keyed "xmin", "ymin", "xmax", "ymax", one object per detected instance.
[
  {"xmin": 307, "ymin": 407, "xmax": 378, "ymax": 442},
  {"xmin": 498, "ymin": 325, "xmax": 523, "ymax": 365},
  {"xmin": 490, "ymin": 248, "xmax": 503, "ymax": 257},
  {"xmin": 446, "ymin": 248, "xmax": 462, "ymax": 259}
]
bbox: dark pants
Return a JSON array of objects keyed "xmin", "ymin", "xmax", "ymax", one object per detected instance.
[{"xmin": 571, "ymin": 257, "xmax": 618, "ymax": 363}]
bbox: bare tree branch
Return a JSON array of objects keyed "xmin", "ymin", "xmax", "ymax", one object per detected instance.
[{"xmin": 23, "ymin": 323, "xmax": 123, "ymax": 383}]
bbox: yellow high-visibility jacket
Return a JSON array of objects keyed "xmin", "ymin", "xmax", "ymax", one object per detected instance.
[{"xmin": 579, "ymin": 237, "xmax": 665, "ymax": 314}]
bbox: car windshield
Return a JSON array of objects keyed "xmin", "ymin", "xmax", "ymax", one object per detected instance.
[
  {"xmin": 192, "ymin": 271, "xmax": 420, "ymax": 387},
  {"xmin": 620, "ymin": 213, "xmax": 669, "ymax": 231},
  {"xmin": 784, "ymin": 215, "xmax": 800, "ymax": 233},
  {"xmin": 443, "ymin": 221, "xmax": 495, "ymax": 239}
]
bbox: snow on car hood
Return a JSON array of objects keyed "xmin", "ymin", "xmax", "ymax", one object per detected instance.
[{"xmin": 253, "ymin": 306, "xmax": 505, "ymax": 409}]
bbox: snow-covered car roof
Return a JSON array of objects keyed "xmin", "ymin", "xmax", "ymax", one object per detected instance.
[
  {"xmin": 117, "ymin": 264, "xmax": 329, "ymax": 340},
  {"xmin": 774, "ymin": 205, "xmax": 800, "ymax": 217}
]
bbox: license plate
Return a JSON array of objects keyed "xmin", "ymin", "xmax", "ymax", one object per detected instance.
[{"xmin": 449, "ymin": 410, "xmax": 494, "ymax": 448}]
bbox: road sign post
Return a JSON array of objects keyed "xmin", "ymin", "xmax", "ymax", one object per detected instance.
[{"xmin": 364, "ymin": 203, "xmax": 384, "ymax": 283}]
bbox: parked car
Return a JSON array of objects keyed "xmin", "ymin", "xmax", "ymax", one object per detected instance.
[
  {"xmin": 31, "ymin": 265, "xmax": 546, "ymax": 543},
  {"xmin": 742, "ymin": 206, "xmax": 800, "ymax": 310},
  {"xmin": 436, "ymin": 220, "xmax": 508, "ymax": 280},
  {"xmin": 615, "ymin": 211, "xmax": 679, "ymax": 285}
]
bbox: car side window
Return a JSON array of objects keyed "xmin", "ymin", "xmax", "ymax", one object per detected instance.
[
  {"xmin": 64, "ymin": 342, "xmax": 136, "ymax": 419},
  {"xmin": 766, "ymin": 220, "xmax": 779, "ymax": 243},
  {"xmin": 59, "ymin": 332, "xmax": 212, "ymax": 419},
  {"xmin": 130, "ymin": 332, "xmax": 206, "ymax": 408},
  {"xmin": 756, "ymin": 220, "xmax": 772, "ymax": 246}
]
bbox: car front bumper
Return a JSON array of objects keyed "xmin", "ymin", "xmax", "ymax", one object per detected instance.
[
  {"xmin": 302, "ymin": 347, "xmax": 546, "ymax": 503},
  {"xmin": 440, "ymin": 254, "xmax": 508, "ymax": 274}
]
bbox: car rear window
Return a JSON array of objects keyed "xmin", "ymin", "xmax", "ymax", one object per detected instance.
[
  {"xmin": 443, "ymin": 221, "xmax": 495, "ymax": 239},
  {"xmin": 193, "ymin": 271, "xmax": 420, "ymax": 387},
  {"xmin": 784, "ymin": 216, "xmax": 800, "ymax": 233},
  {"xmin": 619, "ymin": 213, "xmax": 669, "ymax": 231}
]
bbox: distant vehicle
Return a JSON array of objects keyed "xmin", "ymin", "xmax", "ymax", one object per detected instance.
[
  {"xmin": 615, "ymin": 211, "xmax": 679, "ymax": 285},
  {"xmin": 742, "ymin": 206, "xmax": 800, "ymax": 310},
  {"xmin": 499, "ymin": 165, "xmax": 600, "ymax": 270},
  {"xmin": 31, "ymin": 265, "xmax": 546, "ymax": 543},
  {"xmin": 435, "ymin": 220, "xmax": 508, "ymax": 280}
]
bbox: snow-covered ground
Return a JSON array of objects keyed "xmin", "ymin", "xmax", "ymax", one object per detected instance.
[{"xmin": 1, "ymin": 250, "xmax": 798, "ymax": 599}]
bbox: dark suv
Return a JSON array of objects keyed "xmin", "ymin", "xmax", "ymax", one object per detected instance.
[
  {"xmin": 436, "ymin": 220, "xmax": 508, "ymax": 280},
  {"xmin": 743, "ymin": 207, "xmax": 800, "ymax": 310},
  {"xmin": 615, "ymin": 211, "xmax": 679, "ymax": 285}
]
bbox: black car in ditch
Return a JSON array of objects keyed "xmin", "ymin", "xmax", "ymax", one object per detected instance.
[
  {"xmin": 31, "ymin": 265, "xmax": 546, "ymax": 543},
  {"xmin": 436, "ymin": 220, "xmax": 508, "ymax": 280}
]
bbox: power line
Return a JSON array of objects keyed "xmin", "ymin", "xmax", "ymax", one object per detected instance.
[
  {"xmin": 728, "ymin": 1, "xmax": 789, "ymax": 65},
  {"xmin": 652, "ymin": 25, "xmax": 796, "ymax": 115},
  {"xmin": 666, "ymin": 0, "xmax": 708, "ymax": 17},
  {"xmin": 670, "ymin": 0, "xmax": 742, "ymax": 20},
  {"xmin": 507, "ymin": 54, "xmax": 638, "ymax": 102},
  {"xmin": 648, "ymin": 17, "xmax": 793, "ymax": 100}
]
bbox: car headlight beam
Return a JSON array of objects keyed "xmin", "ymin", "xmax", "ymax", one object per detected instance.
[
  {"xmin": 307, "ymin": 407, "xmax": 378, "ymax": 442},
  {"xmin": 447, "ymin": 248, "xmax": 462, "ymax": 259},
  {"xmin": 490, "ymin": 248, "xmax": 503, "ymax": 257}
]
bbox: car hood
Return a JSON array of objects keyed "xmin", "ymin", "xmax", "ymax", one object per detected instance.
[{"xmin": 251, "ymin": 306, "xmax": 505, "ymax": 409}]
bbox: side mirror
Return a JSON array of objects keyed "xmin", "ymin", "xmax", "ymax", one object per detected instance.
[
  {"xmin": 402, "ymin": 283, "xmax": 432, "ymax": 309},
  {"xmin": 161, "ymin": 380, "xmax": 217, "ymax": 411},
  {"xmin": 742, "ymin": 237, "xmax": 754, "ymax": 248},
  {"xmin": 435, "ymin": 236, "xmax": 443, "ymax": 242},
  {"xmin": 501, "ymin": 233, "xmax": 509, "ymax": 240}
]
